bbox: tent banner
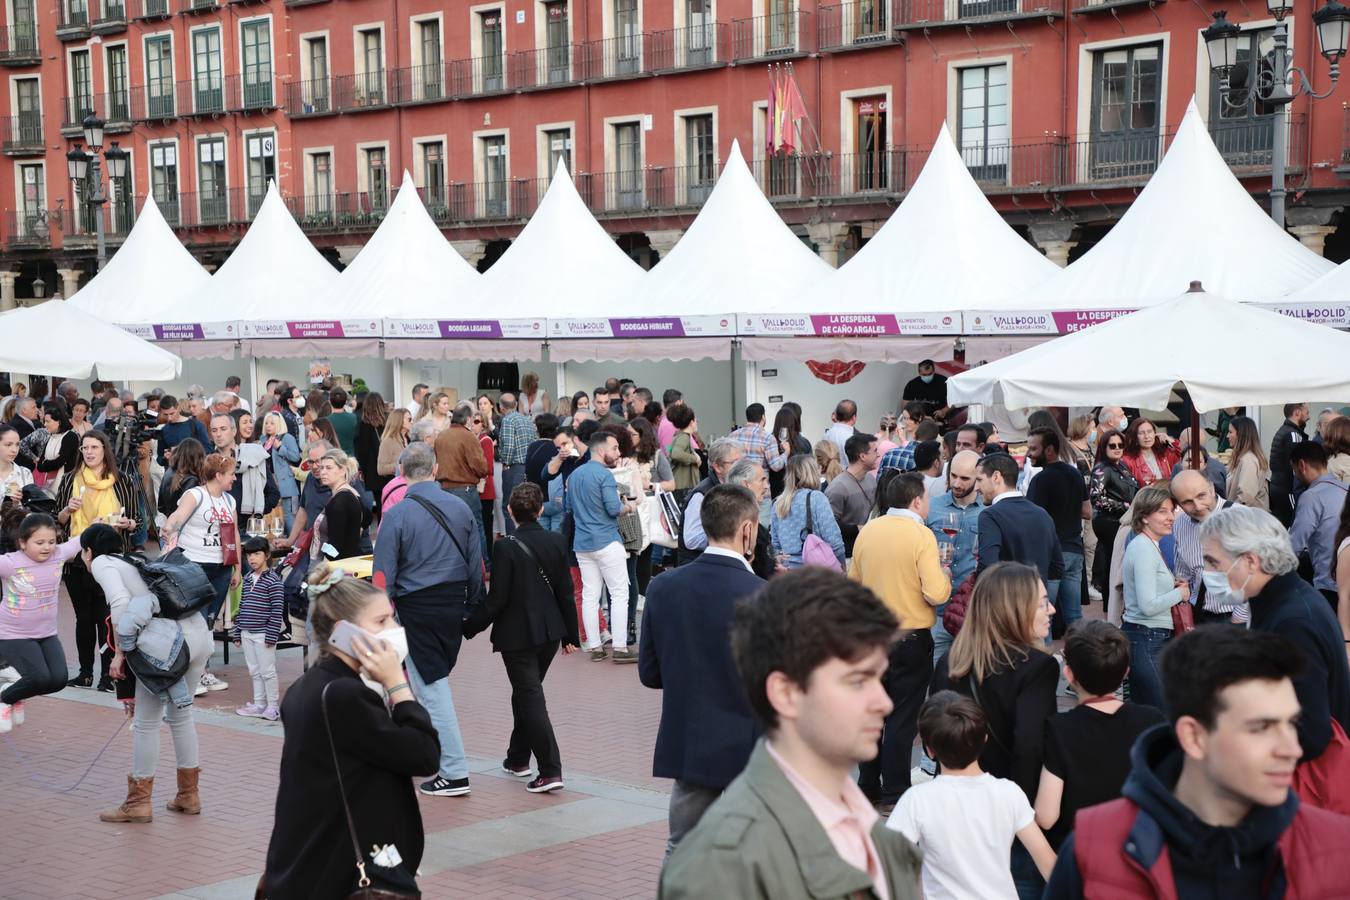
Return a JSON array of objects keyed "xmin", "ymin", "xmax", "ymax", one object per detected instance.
[
  {"xmin": 241, "ymin": 319, "xmax": 383, "ymax": 339},
  {"xmin": 737, "ymin": 312, "xmax": 961, "ymax": 336},
  {"xmin": 547, "ymin": 316, "xmax": 735, "ymax": 338},
  {"xmin": 125, "ymin": 322, "xmax": 238, "ymax": 341},
  {"xmin": 1255, "ymin": 302, "xmax": 1350, "ymax": 329},
  {"xmin": 963, "ymin": 308, "xmax": 1136, "ymax": 335},
  {"xmin": 383, "ymin": 318, "xmax": 545, "ymax": 339}
]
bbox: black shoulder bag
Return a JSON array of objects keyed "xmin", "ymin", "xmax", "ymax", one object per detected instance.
[
  {"xmin": 405, "ymin": 494, "xmax": 484, "ymax": 619},
  {"xmin": 507, "ymin": 534, "xmax": 553, "ymax": 592}
]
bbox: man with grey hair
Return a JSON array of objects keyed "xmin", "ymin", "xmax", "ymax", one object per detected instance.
[
  {"xmin": 374, "ymin": 440, "xmax": 482, "ymax": 799},
  {"xmin": 678, "ymin": 437, "xmax": 746, "ymax": 565},
  {"xmin": 211, "ymin": 390, "xmax": 239, "ymax": 416},
  {"xmin": 1097, "ymin": 405, "xmax": 1127, "ymax": 434},
  {"xmin": 725, "ymin": 458, "xmax": 774, "ymax": 578},
  {"xmin": 1170, "ymin": 469, "xmax": 1244, "ymax": 625},
  {"xmin": 1313, "ymin": 407, "xmax": 1339, "ymax": 445},
  {"xmin": 1200, "ymin": 504, "xmax": 1350, "ymax": 765}
]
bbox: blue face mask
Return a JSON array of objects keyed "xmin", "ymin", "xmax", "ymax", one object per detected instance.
[
  {"xmin": 920, "ymin": 374, "xmax": 934, "ymax": 384},
  {"xmin": 1088, "ymin": 429, "xmax": 1098, "ymax": 444}
]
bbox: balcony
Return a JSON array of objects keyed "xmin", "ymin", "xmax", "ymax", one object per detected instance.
[
  {"xmin": 818, "ymin": 1, "xmax": 896, "ymax": 51},
  {"xmin": 1071, "ymin": 0, "xmax": 1161, "ymax": 12},
  {"xmin": 334, "ymin": 71, "xmax": 394, "ymax": 111},
  {"xmin": 586, "ymin": 34, "xmax": 650, "ymax": 80},
  {"xmin": 0, "ymin": 26, "xmax": 40, "ymax": 66},
  {"xmin": 56, "ymin": 4, "xmax": 92, "ymax": 41},
  {"xmin": 283, "ymin": 0, "xmax": 330, "ymax": 6},
  {"xmin": 733, "ymin": 11, "xmax": 812, "ymax": 61},
  {"xmin": 131, "ymin": 83, "xmax": 177, "ymax": 121},
  {"xmin": 229, "ymin": 73, "xmax": 276, "ymax": 111},
  {"xmin": 176, "ymin": 77, "xmax": 229, "ymax": 116},
  {"xmin": 392, "ymin": 62, "xmax": 451, "ymax": 103},
  {"xmin": 509, "ymin": 46, "xmax": 582, "ymax": 90},
  {"xmin": 62, "ymin": 93, "xmax": 132, "ymax": 135},
  {"xmin": 449, "ymin": 56, "xmax": 511, "ymax": 95},
  {"xmin": 0, "ymin": 115, "xmax": 43, "ymax": 155},
  {"xmin": 649, "ymin": 23, "xmax": 727, "ymax": 70},
  {"xmin": 92, "ymin": 0, "xmax": 128, "ymax": 34},
  {"xmin": 136, "ymin": 0, "xmax": 170, "ymax": 17},
  {"xmin": 284, "ymin": 77, "xmax": 335, "ymax": 117},
  {"xmin": 179, "ymin": 0, "xmax": 219, "ymax": 13},
  {"xmin": 63, "ymin": 203, "xmax": 135, "ymax": 248},
  {"xmin": 60, "ymin": 96, "xmax": 96, "ymax": 135},
  {"xmin": 6, "ymin": 210, "xmax": 60, "ymax": 249},
  {"xmin": 893, "ymin": 0, "xmax": 1065, "ymax": 30},
  {"xmin": 285, "ymin": 192, "xmax": 391, "ymax": 232}
]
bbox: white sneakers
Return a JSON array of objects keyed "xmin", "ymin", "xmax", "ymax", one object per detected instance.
[{"xmin": 0, "ymin": 700, "xmax": 20, "ymax": 733}]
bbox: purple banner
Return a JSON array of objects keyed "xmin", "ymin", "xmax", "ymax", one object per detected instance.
[
  {"xmin": 439, "ymin": 320, "xmax": 504, "ymax": 339},
  {"xmin": 808, "ymin": 314, "xmax": 901, "ymax": 336},
  {"xmin": 153, "ymin": 323, "xmax": 205, "ymax": 340},
  {"xmin": 609, "ymin": 318, "xmax": 687, "ymax": 337},
  {"xmin": 1049, "ymin": 309, "xmax": 1135, "ymax": 333},
  {"xmin": 285, "ymin": 322, "xmax": 346, "ymax": 339}
]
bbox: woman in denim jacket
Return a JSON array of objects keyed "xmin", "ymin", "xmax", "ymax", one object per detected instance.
[{"xmin": 770, "ymin": 454, "xmax": 845, "ymax": 569}]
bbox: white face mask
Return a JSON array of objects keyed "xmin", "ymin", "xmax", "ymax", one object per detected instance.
[
  {"xmin": 1117, "ymin": 417, "xmax": 1129, "ymax": 433},
  {"xmin": 358, "ymin": 625, "xmax": 410, "ymax": 696},
  {"xmin": 1202, "ymin": 558, "xmax": 1251, "ymax": 604}
]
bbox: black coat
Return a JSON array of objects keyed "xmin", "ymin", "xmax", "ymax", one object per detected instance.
[
  {"xmin": 639, "ymin": 551, "xmax": 763, "ymax": 789},
  {"xmin": 263, "ymin": 657, "xmax": 440, "ymax": 900},
  {"xmin": 464, "ymin": 522, "xmax": 579, "ymax": 651},
  {"xmin": 976, "ymin": 494, "xmax": 1065, "ymax": 582},
  {"xmin": 1270, "ymin": 418, "xmax": 1307, "ymax": 493}
]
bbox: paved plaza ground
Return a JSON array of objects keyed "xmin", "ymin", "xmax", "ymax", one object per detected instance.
[{"xmin": 2, "ymin": 599, "xmax": 671, "ymax": 900}]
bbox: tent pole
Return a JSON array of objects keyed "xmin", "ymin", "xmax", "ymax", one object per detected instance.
[
  {"xmin": 391, "ymin": 357, "xmax": 403, "ymax": 412},
  {"xmin": 1190, "ymin": 408, "xmax": 1202, "ymax": 471},
  {"xmin": 249, "ymin": 355, "xmax": 259, "ymax": 414}
]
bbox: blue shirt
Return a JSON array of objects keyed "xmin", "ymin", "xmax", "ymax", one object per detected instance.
[
  {"xmin": 373, "ymin": 480, "xmax": 483, "ymax": 598},
  {"xmin": 1289, "ymin": 474, "xmax": 1350, "ymax": 591},
  {"xmin": 925, "ymin": 491, "xmax": 983, "ymax": 586},
  {"xmin": 878, "ymin": 441, "xmax": 916, "ymax": 472},
  {"xmin": 565, "ymin": 460, "xmax": 623, "ymax": 553},
  {"xmin": 769, "ymin": 489, "xmax": 845, "ymax": 568},
  {"xmin": 157, "ymin": 416, "xmax": 212, "ymax": 467}
]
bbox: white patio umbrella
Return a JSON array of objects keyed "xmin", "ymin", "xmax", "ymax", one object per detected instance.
[
  {"xmin": 0, "ymin": 301, "xmax": 182, "ymax": 379},
  {"xmin": 949, "ymin": 282, "xmax": 1350, "ymax": 413}
]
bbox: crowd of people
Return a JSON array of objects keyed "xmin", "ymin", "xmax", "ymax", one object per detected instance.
[{"xmin": 2, "ymin": 366, "xmax": 1350, "ymax": 899}]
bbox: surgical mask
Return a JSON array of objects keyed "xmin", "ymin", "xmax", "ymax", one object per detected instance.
[
  {"xmin": 294, "ymin": 396, "xmax": 306, "ymax": 409},
  {"xmin": 1088, "ymin": 429, "xmax": 1098, "ymax": 445},
  {"xmin": 358, "ymin": 626, "xmax": 410, "ymax": 696},
  {"xmin": 1117, "ymin": 417, "xmax": 1129, "ymax": 432},
  {"xmin": 1202, "ymin": 558, "xmax": 1251, "ymax": 605},
  {"xmin": 920, "ymin": 374, "xmax": 934, "ymax": 384}
]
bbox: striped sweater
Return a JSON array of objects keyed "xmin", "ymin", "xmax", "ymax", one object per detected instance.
[{"xmin": 230, "ymin": 569, "xmax": 286, "ymax": 644}]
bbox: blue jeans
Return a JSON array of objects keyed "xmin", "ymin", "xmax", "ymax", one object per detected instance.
[
  {"xmin": 1010, "ymin": 839, "xmax": 1044, "ymax": 900},
  {"xmin": 406, "ymin": 655, "xmax": 468, "ymax": 780},
  {"xmin": 1122, "ymin": 621, "xmax": 1171, "ymax": 712},
  {"xmin": 931, "ymin": 606, "xmax": 953, "ymax": 665},
  {"xmin": 1057, "ymin": 550, "xmax": 1084, "ymax": 628},
  {"xmin": 501, "ymin": 464, "xmax": 527, "ymax": 536},
  {"xmin": 279, "ymin": 496, "xmax": 297, "ymax": 534},
  {"xmin": 198, "ymin": 561, "xmax": 234, "ymax": 628}
]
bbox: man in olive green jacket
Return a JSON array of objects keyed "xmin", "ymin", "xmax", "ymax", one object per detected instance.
[{"xmin": 659, "ymin": 568, "xmax": 923, "ymax": 900}]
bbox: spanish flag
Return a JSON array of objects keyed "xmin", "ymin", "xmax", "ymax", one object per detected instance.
[{"xmin": 767, "ymin": 64, "xmax": 809, "ymax": 155}]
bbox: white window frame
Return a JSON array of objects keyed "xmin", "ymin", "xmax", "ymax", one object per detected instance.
[{"xmin": 535, "ymin": 120, "xmax": 575, "ymax": 181}]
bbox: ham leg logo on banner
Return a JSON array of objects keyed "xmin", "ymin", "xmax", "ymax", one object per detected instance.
[{"xmin": 805, "ymin": 360, "xmax": 866, "ymax": 385}]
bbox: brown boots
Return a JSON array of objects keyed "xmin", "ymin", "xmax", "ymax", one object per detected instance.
[
  {"xmin": 99, "ymin": 768, "xmax": 202, "ymax": 823},
  {"xmin": 99, "ymin": 775, "xmax": 154, "ymax": 823},
  {"xmin": 166, "ymin": 767, "xmax": 201, "ymax": 815}
]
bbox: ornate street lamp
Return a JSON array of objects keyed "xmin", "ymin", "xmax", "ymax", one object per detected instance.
[{"xmin": 67, "ymin": 116, "xmax": 130, "ymax": 271}]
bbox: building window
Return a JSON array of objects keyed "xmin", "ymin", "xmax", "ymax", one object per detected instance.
[
  {"xmin": 145, "ymin": 35, "xmax": 174, "ymax": 117},
  {"xmin": 683, "ymin": 114, "xmax": 714, "ymax": 203},
  {"xmin": 958, "ymin": 64, "xmax": 1008, "ymax": 182},
  {"xmin": 19, "ymin": 163, "xmax": 44, "ymax": 237},
  {"xmin": 309, "ymin": 151, "xmax": 332, "ymax": 217},
  {"xmin": 12, "ymin": 0, "xmax": 36, "ymax": 52},
  {"xmin": 304, "ymin": 37, "xmax": 329, "ymax": 112},
  {"xmin": 197, "ymin": 136, "xmax": 226, "ymax": 224},
  {"xmin": 246, "ymin": 133, "xmax": 275, "ymax": 217},
  {"xmin": 479, "ymin": 11, "xmax": 503, "ymax": 91},
  {"xmin": 421, "ymin": 141, "xmax": 445, "ymax": 207},
  {"xmin": 613, "ymin": 121, "xmax": 641, "ymax": 209},
  {"xmin": 106, "ymin": 45, "xmax": 129, "ymax": 120},
  {"xmin": 111, "ymin": 155, "xmax": 133, "ymax": 233},
  {"xmin": 70, "ymin": 49, "xmax": 93, "ymax": 124},
  {"xmin": 545, "ymin": 127, "xmax": 571, "ymax": 177},
  {"xmin": 614, "ymin": 0, "xmax": 640, "ymax": 74},
  {"xmin": 685, "ymin": 0, "xmax": 713, "ymax": 65},
  {"xmin": 365, "ymin": 146, "xmax": 387, "ymax": 210},
  {"xmin": 358, "ymin": 29, "xmax": 384, "ymax": 104},
  {"xmin": 482, "ymin": 135, "xmax": 507, "ymax": 216},
  {"xmin": 15, "ymin": 79, "xmax": 41, "ymax": 145},
  {"xmin": 1208, "ymin": 29, "xmax": 1276, "ymax": 165},
  {"xmin": 767, "ymin": 0, "xmax": 793, "ymax": 52},
  {"xmin": 545, "ymin": 1, "xmax": 569, "ymax": 83},
  {"xmin": 418, "ymin": 21, "xmax": 443, "ymax": 99},
  {"xmin": 149, "ymin": 142, "xmax": 178, "ymax": 225},
  {"xmin": 1090, "ymin": 43, "xmax": 1161, "ymax": 180},
  {"xmin": 66, "ymin": 0, "xmax": 88, "ymax": 27},
  {"xmin": 241, "ymin": 20, "xmax": 272, "ymax": 108},
  {"xmin": 853, "ymin": 96, "xmax": 887, "ymax": 191},
  {"xmin": 192, "ymin": 27, "xmax": 224, "ymax": 113}
]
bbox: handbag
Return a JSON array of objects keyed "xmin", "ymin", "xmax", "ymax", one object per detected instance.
[
  {"xmin": 219, "ymin": 514, "xmax": 240, "ymax": 567},
  {"xmin": 644, "ymin": 492, "xmax": 677, "ymax": 549},
  {"xmin": 800, "ymin": 491, "xmax": 842, "ymax": 571},
  {"xmin": 1170, "ymin": 598, "xmax": 1195, "ymax": 635},
  {"xmin": 618, "ymin": 510, "xmax": 644, "ymax": 553},
  {"xmin": 320, "ymin": 682, "xmax": 421, "ymax": 899}
]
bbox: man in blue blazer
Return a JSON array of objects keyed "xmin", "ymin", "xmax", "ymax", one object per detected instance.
[
  {"xmin": 975, "ymin": 452, "xmax": 1065, "ymax": 585},
  {"xmin": 640, "ymin": 484, "xmax": 764, "ymax": 860}
]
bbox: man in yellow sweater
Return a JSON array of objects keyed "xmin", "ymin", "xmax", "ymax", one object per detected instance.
[{"xmin": 849, "ymin": 473, "xmax": 952, "ymax": 809}]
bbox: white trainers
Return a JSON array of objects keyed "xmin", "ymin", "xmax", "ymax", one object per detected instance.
[
  {"xmin": 0, "ymin": 666, "xmax": 19, "ymax": 683},
  {"xmin": 199, "ymin": 672, "xmax": 228, "ymax": 692},
  {"xmin": 0, "ymin": 703, "xmax": 11, "ymax": 734},
  {"xmin": 11, "ymin": 700, "xmax": 23, "ymax": 726}
]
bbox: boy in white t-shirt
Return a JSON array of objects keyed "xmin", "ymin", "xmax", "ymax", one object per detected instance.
[{"xmin": 886, "ymin": 690, "xmax": 1056, "ymax": 900}]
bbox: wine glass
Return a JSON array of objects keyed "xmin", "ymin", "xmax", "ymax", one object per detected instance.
[
  {"xmin": 941, "ymin": 511, "xmax": 960, "ymax": 540},
  {"xmin": 270, "ymin": 518, "xmax": 284, "ymax": 541}
]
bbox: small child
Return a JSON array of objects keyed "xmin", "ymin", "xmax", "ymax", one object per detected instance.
[
  {"xmin": 0, "ymin": 513, "xmax": 81, "ymax": 731},
  {"xmin": 231, "ymin": 536, "xmax": 285, "ymax": 721},
  {"xmin": 1034, "ymin": 620, "xmax": 1166, "ymax": 849},
  {"xmin": 887, "ymin": 691, "xmax": 1056, "ymax": 899}
]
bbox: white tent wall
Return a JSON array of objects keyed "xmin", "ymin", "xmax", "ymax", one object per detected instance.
[
  {"xmin": 751, "ymin": 361, "xmax": 915, "ymax": 439},
  {"xmin": 128, "ymin": 355, "xmax": 240, "ymax": 399},
  {"xmin": 563, "ymin": 359, "xmax": 737, "ymax": 436}
]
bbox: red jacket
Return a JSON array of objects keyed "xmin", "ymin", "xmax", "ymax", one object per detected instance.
[
  {"xmin": 1072, "ymin": 797, "xmax": 1350, "ymax": 900},
  {"xmin": 1122, "ymin": 445, "xmax": 1181, "ymax": 488}
]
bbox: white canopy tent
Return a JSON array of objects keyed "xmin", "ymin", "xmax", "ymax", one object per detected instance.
[
  {"xmin": 949, "ymin": 283, "xmax": 1350, "ymax": 412},
  {"xmin": 0, "ymin": 301, "xmax": 182, "ymax": 379},
  {"xmin": 1261, "ymin": 252, "xmax": 1350, "ymax": 328},
  {"xmin": 969, "ymin": 99, "xmax": 1333, "ymax": 333},
  {"xmin": 790, "ymin": 123, "xmax": 1057, "ymax": 332}
]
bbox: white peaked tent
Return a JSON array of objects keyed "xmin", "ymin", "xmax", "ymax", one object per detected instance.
[
  {"xmin": 949, "ymin": 283, "xmax": 1350, "ymax": 411},
  {"xmin": 1262, "ymin": 253, "xmax": 1350, "ymax": 327},
  {"xmin": 338, "ymin": 171, "xmax": 480, "ymax": 322},
  {"xmin": 640, "ymin": 140, "xmax": 830, "ymax": 320},
  {"xmin": 66, "ymin": 196, "xmax": 213, "ymax": 331},
  {"xmin": 0, "ymin": 302, "xmax": 181, "ymax": 379},
  {"xmin": 821, "ymin": 122, "xmax": 1058, "ymax": 315},
  {"xmin": 979, "ymin": 98, "xmax": 1333, "ymax": 317}
]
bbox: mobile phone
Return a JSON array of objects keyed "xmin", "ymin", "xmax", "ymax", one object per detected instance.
[
  {"xmin": 329, "ymin": 620, "xmax": 377, "ymax": 657},
  {"xmin": 778, "ymin": 428, "xmax": 788, "ymax": 442}
]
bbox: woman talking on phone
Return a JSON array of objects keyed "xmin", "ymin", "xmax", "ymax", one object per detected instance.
[{"xmin": 261, "ymin": 563, "xmax": 439, "ymax": 900}]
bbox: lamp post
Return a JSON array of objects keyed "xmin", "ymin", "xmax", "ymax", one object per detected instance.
[
  {"xmin": 1203, "ymin": 2, "xmax": 1350, "ymax": 227},
  {"xmin": 63, "ymin": 114, "xmax": 129, "ymax": 271}
]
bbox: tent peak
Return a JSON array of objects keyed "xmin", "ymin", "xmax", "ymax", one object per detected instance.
[
  {"xmin": 1187, "ymin": 280, "xmax": 1205, "ymax": 293},
  {"xmin": 552, "ymin": 157, "xmax": 571, "ymax": 180}
]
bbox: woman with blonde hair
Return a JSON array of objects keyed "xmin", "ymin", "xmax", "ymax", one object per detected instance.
[
  {"xmin": 931, "ymin": 560, "xmax": 1058, "ymax": 897},
  {"xmin": 1225, "ymin": 415, "xmax": 1270, "ymax": 510},
  {"xmin": 418, "ymin": 391, "xmax": 451, "ymax": 433},
  {"xmin": 261, "ymin": 412, "xmax": 301, "ymax": 533},
  {"xmin": 312, "ymin": 449, "xmax": 365, "ymax": 560},
  {"xmin": 813, "ymin": 439, "xmax": 843, "ymax": 487},
  {"xmin": 769, "ymin": 453, "xmax": 844, "ymax": 569},
  {"xmin": 520, "ymin": 372, "xmax": 549, "ymax": 417},
  {"xmin": 377, "ymin": 409, "xmax": 411, "ymax": 481}
]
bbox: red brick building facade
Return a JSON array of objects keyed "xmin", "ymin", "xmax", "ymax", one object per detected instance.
[{"xmin": 2, "ymin": 0, "xmax": 1349, "ymax": 302}]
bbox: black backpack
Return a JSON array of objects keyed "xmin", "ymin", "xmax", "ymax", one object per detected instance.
[{"xmin": 118, "ymin": 549, "xmax": 216, "ymax": 618}]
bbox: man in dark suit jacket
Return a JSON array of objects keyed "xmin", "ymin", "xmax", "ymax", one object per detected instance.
[
  {"xmin": 640, "ymin": 483, "xmax": 764, "ymax": 859},
  {"xmin": 974, "ymin": 452, "xmax": 1064, "ymax": 584}
]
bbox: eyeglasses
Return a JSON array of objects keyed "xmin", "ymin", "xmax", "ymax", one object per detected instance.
[{"xmin": 1105, "ymin": 442, "xmax": 1124, "ymax": 449}]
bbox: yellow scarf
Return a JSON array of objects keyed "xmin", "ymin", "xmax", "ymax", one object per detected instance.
[{"xmin": 70, "ymin": 467, "xmax": 119, "ymax": 535}]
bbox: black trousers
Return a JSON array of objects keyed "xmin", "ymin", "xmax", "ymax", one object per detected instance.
[
  {"xmin": 1091, "ymin": 517, "xmax": 1121, "ymax": 594},
  {"xmin": 501, "ymin": 641, "xmax": 562, "ymax": 778},
  {"xmin": 64, "ymin": 562, "xmax": 111, "ymax": 680},
  {"xmin": 0, "ymin": 636, "xmax": 68, "ymax": 704},
  {"xmin": 859, "ymin": 628, "xmax": 934, "ymax": 804}
]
